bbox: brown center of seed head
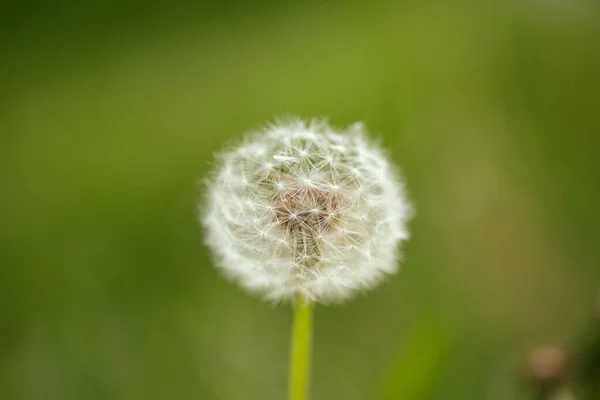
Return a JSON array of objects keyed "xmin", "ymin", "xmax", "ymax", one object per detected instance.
[{"xmin": 270, "ymin": 175, "xmax": 345, "ymax": 242}]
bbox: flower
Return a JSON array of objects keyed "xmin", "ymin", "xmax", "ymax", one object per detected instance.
[{"xmin": 201, "ymin": 118, "xmax": 412, "ymax": 303}]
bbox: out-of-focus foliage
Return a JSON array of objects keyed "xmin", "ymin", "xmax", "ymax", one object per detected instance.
[
  {"xmin": 1, "ymin": 0, "xmax": 599, "ymax": 399},
  {"xmin": 380, "ymin": 324, "xmax": 452, "ymax": 399}
]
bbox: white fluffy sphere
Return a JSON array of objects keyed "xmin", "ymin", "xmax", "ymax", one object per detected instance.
[{"xmin": 201, "ymin": 119, "xmax": 412, "ymax": 303}]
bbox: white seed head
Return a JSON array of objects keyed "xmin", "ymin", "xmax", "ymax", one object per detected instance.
[{"xmin": 201, "ymin": 118, "xmax": 413, "ymax": 303}]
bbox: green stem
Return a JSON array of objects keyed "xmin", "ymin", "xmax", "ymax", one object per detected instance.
[{"xmin": 288, "ymin": 295, "xmax": 314, "ymax": 400}]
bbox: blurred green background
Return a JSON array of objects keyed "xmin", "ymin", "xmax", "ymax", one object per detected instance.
[{"xmin": 1, "ymin": 0, "xmax": 599, "ymax": 399}]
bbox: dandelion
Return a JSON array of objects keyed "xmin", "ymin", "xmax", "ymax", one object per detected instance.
[{"xmin": 200, "ymin": 118, "xmax": 413, "ymax": 399}]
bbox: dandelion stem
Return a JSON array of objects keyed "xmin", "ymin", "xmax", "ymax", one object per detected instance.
[{"xmin": 288, "ymin": 294, "xmax": 314, "ymax": 400}]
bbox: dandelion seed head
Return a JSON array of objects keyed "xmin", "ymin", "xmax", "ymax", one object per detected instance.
[{"xmin": 201, "ymin": 118, "xmax": 413, "ymax": 303}]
